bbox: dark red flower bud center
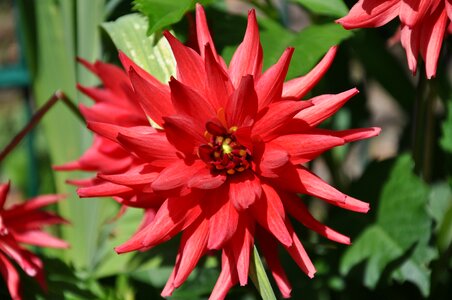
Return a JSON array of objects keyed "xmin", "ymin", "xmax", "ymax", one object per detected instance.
[{"xmin": 198, "ymin": 126, "xmax": 251, "ymax": 175}]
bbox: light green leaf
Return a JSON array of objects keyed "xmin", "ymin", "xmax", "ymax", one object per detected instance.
[
  {"xmin": 102, "ymin": 13, "xmax": 176, "ymax": 83},
  {"xmin": 440, "ymin": 100, "xmax": 452, "ymax": 153},
  {"xmin": 133, "ymin": 0, "xmax": 212, "ymax": 35},
  {"xmin": 249, "ymin": 246, "xmax": 277, "ymax": 300},
  {"xmin": 292, "ymin": 0, "xmax": 349, "ymax": 17},
  {"xmin": 341, "ymin": 154, "xmax": 435, "ymax": 296}
]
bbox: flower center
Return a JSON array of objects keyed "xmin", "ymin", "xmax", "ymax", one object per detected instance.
[{"xmin": 198, "ymin": 126, "xmax": 252, "ymax": 175}]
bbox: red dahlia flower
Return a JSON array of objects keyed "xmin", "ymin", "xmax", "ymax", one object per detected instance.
[
  {"xmin": 0, "ymin": 182, "xmax": 68, "ymax": 300},
  {"xmin": 76, "ymin": 4, "xmax": 380, "ymax": 299},
  {"xmin": 337, "ymin": 0, "xmax": 450, "ymax": 78}
]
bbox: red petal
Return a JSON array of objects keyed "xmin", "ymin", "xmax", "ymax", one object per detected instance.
[
  {"xmin": 151, "ymin": 160, "xmax": 206, "ymax": 192},
  {"xmin": 187, "ymin": 167, "xmax": 226, "ymax": 190},
  {"xmin": 252, "ymin": 100, "xmax": 312, "ymax": 141},
  {"xmin": 99, "ymin": 164, "xmax": 159, "ymax": 186},
  {"xmin": 13, "ymin": 231, "xmax": 70, "ymax": 248},
  {"xmin": 295, "ymin": 88, "xmax": 359, "ymax": 127},
  {"xmin": 283, "ymin": 220, "xmax": 316, "ymax": 278},
  {"xmin": 169, "ymin": 76, "xmax": 216, "ymax": 125},
  {"xmin": 128, "ymin": 66, "xmax": 173, "ymax": 127},
  {"xmin": 207, "ymin": 191, "xmax": 240, "ymax": 249},
  {"xmin": 271, "ymin": 134, "xmax": 345, "ymax": 164},
  {"xmin": 0, "ymin": 252, "xmax": 21, "ymax": 300},
  {"xmin": 116, "ymin": 129, "xmax": 179, "ymax": 167},
  {"xmin": 312, "ymin": 127, "xmax": 381, "ymax": 143},
  {"xmin": 228, "ymin": 10, "xmax": 263, "ymax": 87},
  {"xmin": 163, "ymin": 31, "xmax": 207, "ymax": 93},
  {"xmin": 282, "ymin": 46, "xmax": 337, "ymax": 100},
  {"xmin": 77, "ymin": 181, "xmax": 133, "ymax": 198},
  {"xmin": 163, "ymin": 114, "xmax": 206, "ymax": 155},
  {"xmin": 257, "ymin": 228, "xmax": 292, "ymax": 298},
  {"xmin": 230, "ymin": 217, "xmax": 254, "ymax": 286},
  {"xmin": 258, "ymin": 144, "xmax": 290, "ymax": 178},
  {"xmin": 225, "ymin": 75, "xmax": 258, "ymax": 128},
  {"xmin": 256, "ymin": 47, "xmax": 294, "ymax": 108},
  {"xmin": 419, "ymin": 5, "xmax": 448, "ymax": 79},
  {"xmin": 229, "ymin": 172, "xmax": 262, "ymax": 211},
  {"xmin": 250, "ymin": 184, "xmax": 292, "ymax": 246},
  {"xmin": 337, "ymin": 0, "xmax": 400, "ymax": 29},
  {"xmin": 0, "ymin": 182, "xmax": 11, "ymax": 209},
  {"xmin": 401, "ymin": 24, "xmax": 420, "ymax": 75},
  {"xmin": 210, "ymin": 250, "xmax": 238, "ymax": 300},
  {"xmin": 173, "ymin": 218, "xmax": 209, "ymax": 287},
  {"xmin": 195, "ymin": 4, "xmax": 221, "ymax": 64},
  {"xmin": 281, "ymin": 193, "xmax": 351, "ymax": 244},
  {"xmin": 399, "ymin": 0, "xmax": 431, "ymax": 27},
  {"xmin": 204, "ymin": 44, "xmax": 233, "ymax": 110}
]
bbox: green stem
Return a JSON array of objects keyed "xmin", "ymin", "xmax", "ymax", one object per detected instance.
[
  {"xmin": 412, "ymin": 70, "xmax": 436, "ymax": 182},
  {"xmin": 0, "ymin": 90, "xmax": 83, "ymax": 164}
]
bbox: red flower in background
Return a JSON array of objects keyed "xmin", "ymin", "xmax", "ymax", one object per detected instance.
[
  {"xmin": 0, "ymin": 182, "xmax": 68, "ymax": 300},
  {"xmin": 73, "ymin": 4, "xmax": 380, "ymax": 299},
  {"xmin": 337, "ymin": 0, "xmax": 450, "ymax": 78}
]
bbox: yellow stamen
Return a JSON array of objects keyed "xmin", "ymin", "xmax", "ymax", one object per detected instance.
[
  {"xmin": 214, "ymin": 151, "xmax": 220, "ymax": 158},
  {"xmin": 239, "ymin": 149, "xmax": 247, "ymax": 157},
  {"xmin": 236, "ymin": 167, "xmax": 245, "ymax": 172},
  {"xmin": 229, "ymin": 126, "xmax": 238, "ymax": 132},
  {"xmin": 222, "ymin": 143, "xmax": 232, "ymax": 154},
  {"xmin": 227, "ymin": 169, "xmax": 235, "ymax": 175}
]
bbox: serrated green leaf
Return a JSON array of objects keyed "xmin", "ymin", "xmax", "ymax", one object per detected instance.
[
  {"xmin": 292, "ymin": 0, "xmax": 349, "ymax": 17},
  {"xmin": 341, "ymin": 154, "xmax": 434, "ymax": 296},
  {"xmin": 102, "ymin": 13, "xmax": 176, "ymax": 83},
  {"xmin": 133, "ymin": 0, "xmax": 212, "ymax": 35},
  {"xmin": 440, "ymin": 100, "xmax": 452, "ymax": 153},
  {"xmin": 249, "ymin": 246, "xmax": 277, "ymax": 300}
]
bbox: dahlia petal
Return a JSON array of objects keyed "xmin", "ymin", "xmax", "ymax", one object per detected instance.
[
  {"xmin": 230, "ymin": 217, "xmax": 254, "ymax": 286},
  {"xmin": 270, "ymin": 134, "xmax": 345, "ymax": 164},
  {"xmin": 128, "ymin": 66, "xmax": 173, "ymax": 127},
  {"xmin": 115, "ymin": 194, "xmax": 202, "ymax": 252},
  {"xmin": 0, "ymin": 252, "xmax": 21, "ymax": 300},
  {"xmin": 87, "ymin": 122, "xmax": 154, "ymax": 142},
  {"xmin": 196, "ymin": 4, "xmax": 220, "ymax": 63},
  {"xmin": 225, "ymin": 75, "xmax": 258, "ymax": 128},
  {"xmin": 13, "ymin": 231, "xmax": 70, "ymax": 248},
  {"xmin": 78, "ymin": 181, "xmax": 133, "ymax": 198},
  {"xmin": 163, "ymin": 115, "xmax": 206, "ymax": 155},
  {"xmin": 187, "ymin": 167, "xmax": 226, "ymax": 190},
  {"xmin": 229, "ymin": 10, "xmax": 263, "ymax": 87},
  {"xmin": 0, "ymin": 236, "xmax": 39, "ymax": 277},
  {"xmin": 312, "ymin": 127, "xmax": 381, "ymax": 143},
  {"xmin": 0, "ymin": 182, "xmax": 10, "ymax": 208},
  {"xmin": 204, "ymin": 44, "xmax": 233, "ymax": 110},
  {"xmin": 116, "ymin": 130, "xmax": 179, "ymax": 167},
  {"xmin": 163, "ymin": 31, "xmax": 207, "ymax": 93},
  {"xmin": 282, "ymin": 46, "xmax": 337, "ymax": 100},
  {"xmin": 420, "ymin": 5, "xmax": 448, "ymax": 79},
  {"xmin": 7, "ymin": 194, "xmax": 64, "ymax": 213},
  {"xmin": 250, "ymin": 184, "xmax": 292, "ymax": 246},
  {"xmin": 229, "ymin": 172, "xmax": 262, "ymax": 211},
  {"xmin": 447, "ymin": 0, "xmax": 452, "ymax": 20},
  {"xmin": 281, "ymin": 193, "xmax": 351, "ymax": 244},
  {"xmin": 169, "ymin": 77, "xmax": 216, "ymax": 126},
  {"xmin": 337, "ymin": 0, "xmax": 400, "ymax": 29},
  {"xmin": 119, "ymin": 51, "xmax": 164, "ymax": 89},
  {"xmin": 207, "ymin": 193, "xmax": 240, "ymax": 249},
  {"xmin": 173, "ymin": 218, "xmax": 209, "ymax": 287},
  {"xmin": 399, "ymin": 0, "xmax": 430, "ymax": 27},
  {"xmin": 257, "ymin": 228, "xmax": 292, "ymax": 298},
  {"xmin": 252, "ymin": 100, "xmax": 312, "ymax": 141},
  {"xmin": 151, "ymin": 160, "xmax": 206, "ymax": 192},
  {"xmin": 98, "ymin": 164, "xmax": 159, "ymax": 186},
  {"xmin": 256, "ymin": 47, "xmax": 294, "ymax": 108},
  {"xmin": 258, "ymin": 144, "xmax": 290, "ymax": 178},
  {"xmin": 77, "ymin": 84, "xmax": 116, "ymax": 104},
  {"xmin": 283, "ymin": 220, "xmax": 316, "ymax": 278},
  {"xmin": 295, "ymin": 88, "xmax": 359, "ymax": 127},
  {"xmin": 401, "ymin": 24, "xmax": 420, "ymax": 75},
  {"xmin": 210, "ymin": 250, "xmax": 238, "ymax": 300},
  {"xmin": 278, "ymin": 166, "xmax": 370, "ymax": 213}
]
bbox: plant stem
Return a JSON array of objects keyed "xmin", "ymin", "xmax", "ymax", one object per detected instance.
[{"xmin": 0, "ymin": 90, "xmax": 83, "ymax": 164}]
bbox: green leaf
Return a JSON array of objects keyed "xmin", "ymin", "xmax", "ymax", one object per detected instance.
[
  {"xmin": 249, "ymin": 246, "xmax": 277, "ymax": 300},
  {"xmin": 133, "ymin": 0, "xmax": 212, "ymax": 35},
  {"xmin": 440, "ymin": 100, "xmax": 452, "ymax": 153},
  {"xmin": 291, "ymin": 0, "xmax": 349, "ymax": 17},
  {"xmin": 341, "ymin": 154, "xmax": 435, "ymax": 296},
  {"xmin": 102, "ymin": 13, "xmax": 176, "ymax": 83},
  {"xmin": 259, "ymin": 21, "xmax": 353, "ymax": 79}
]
